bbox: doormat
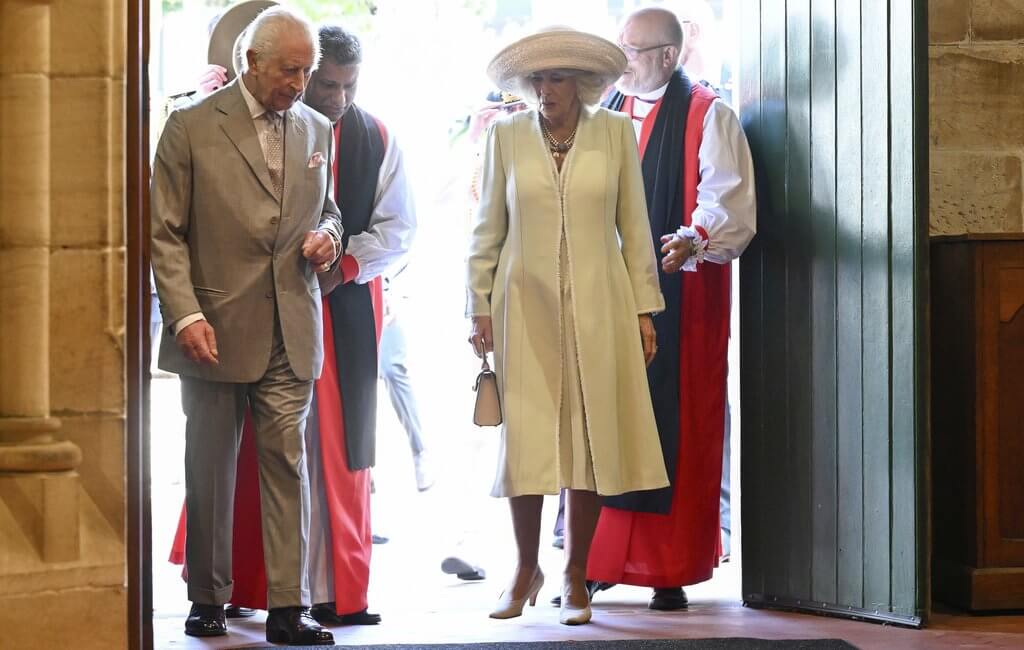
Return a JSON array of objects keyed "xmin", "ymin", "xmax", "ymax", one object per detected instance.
[{"xmin": 251, "ymin": 639, "xmax": 858, "ymax": 649}]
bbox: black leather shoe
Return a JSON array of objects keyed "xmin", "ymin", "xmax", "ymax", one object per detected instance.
[
  {"xmin": 550, "ymin": 580, "xmax": 613, "ymax": 606},
  {"xmin": 224, "ymin": 604, "xmax": 256, "ymax": 619},
  {"xmin": 184, "ymin": 603, "xmax": 227, "ymax": 637},
  {"xmin": 310, "ymin": 602, "xmax": 382, "ymax": 625},
  {"xmin": 266, "ymin": 607, "xmax": 334, "ymax": 646},
  {"xmin": 649, "ymin": 586, "xmax": 689, "ymax": 610}
]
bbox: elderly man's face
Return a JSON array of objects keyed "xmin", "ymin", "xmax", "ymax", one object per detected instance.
[
  {"xmin": 245, "ymin": 28, "xmax": 316, "ymax": 112},
  {"xmin": 305, "ymin": 60, "xmax": 360, "ymax": 124},
  {"xmin": 616, "ymin": 17, "xmax": 678, "ymax": 95}
]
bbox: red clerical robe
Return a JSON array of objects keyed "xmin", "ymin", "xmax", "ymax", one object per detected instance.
[{"xmin": 587, "ymin": 82, "xmax": 730, "ymax": 588}]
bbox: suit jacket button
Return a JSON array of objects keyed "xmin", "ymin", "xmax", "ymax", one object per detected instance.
[
  {"xmin": 270, "ymin": 217, "xmax": 279, "ymax": 225},
  {"xmin": 265, "ymin": 291, "xmax": 273, "ymax": 299}
]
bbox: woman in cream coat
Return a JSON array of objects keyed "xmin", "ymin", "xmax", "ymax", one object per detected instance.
[{"xmin": 467, "ymin": 27, "xmax": 669, "ymax": 626}]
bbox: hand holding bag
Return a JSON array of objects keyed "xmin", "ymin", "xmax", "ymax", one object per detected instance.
[{"xmin": 473, "ymin": 354, "xmax": 502, "ymax": 426}]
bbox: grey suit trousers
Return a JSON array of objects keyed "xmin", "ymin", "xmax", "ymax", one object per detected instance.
[{"xmin": 181, "ymin": 315, "xmax": 314, "ymax": 609}]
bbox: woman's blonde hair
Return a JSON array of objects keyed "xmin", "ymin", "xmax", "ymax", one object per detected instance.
[{"xmin": 513, "ymin": 70, "xmax": 607, "ymax": 108}]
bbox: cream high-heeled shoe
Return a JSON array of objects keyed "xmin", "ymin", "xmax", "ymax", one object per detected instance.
[
  {"xmin": 489, "ymin": 569, "xmax": 544, "ymax": 619},
  {"xmin": 559, "ymin": 584, "xmax": 593, "ymax": 625}
]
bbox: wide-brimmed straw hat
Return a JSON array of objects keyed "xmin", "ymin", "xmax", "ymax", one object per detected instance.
[
  {"xmin": 207, "ymin": 0, "xmax": 278, "ymax": 80},
  {"xmin": 486, "ymin": 27, "xmax": 627, "ymax": 93}
]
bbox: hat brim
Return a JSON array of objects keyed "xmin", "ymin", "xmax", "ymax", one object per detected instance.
[
  {"xmin": 486, "ymin": 29, "xmax": 627, "ymax": 94},
  {"xmin": 207, "ymin": 0, "xmax": 278, "ymax": 82}
]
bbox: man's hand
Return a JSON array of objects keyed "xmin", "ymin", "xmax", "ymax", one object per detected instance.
[
  {"xmin": 197, "ymin": 64, "xmax": 228, "ymax": 96},
  {"xmin": 468, "ymin": 315, "xmax": 494, "ymax": 358},
  {"xmin": 176, "ymin": 320, "xmax": 219, "ymax": 365},
  {"xmin": 303, "ymin": 230, "xmax": 338, "ymax": 272},
  {"xmin": 639, "ymin": 314, "xmax": 657, "ymax": 367},
  {"xmin": 660, "ymin": 233, "xmax": 692, "ymax": 274}
]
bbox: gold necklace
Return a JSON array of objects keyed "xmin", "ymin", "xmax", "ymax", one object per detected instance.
[{"xmin": 540, "ymin": 116, "xmax": 577, "ymax": 161}]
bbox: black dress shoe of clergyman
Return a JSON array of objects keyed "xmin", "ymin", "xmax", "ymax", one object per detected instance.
[
  {"xmin": 224, "ymin": 604, "xmax": 256, "ymax": 618},
  {"xmin": 266, "ymin": 606, "xmax": 334, "ymax": 646},
  {"xmin": 549, "ymin": 580, "xmax": 614, "ymax": 606},
  {"xmin": 184, "ymin": 603, "xmax": 227, "ymax": 637},
  {"xmin": 310, "ymin": 602, "xmax": 382, "ymax": 625},
  {"xmin": 649, "ymin": 586, "xmax": 689, "ymax": 611}
]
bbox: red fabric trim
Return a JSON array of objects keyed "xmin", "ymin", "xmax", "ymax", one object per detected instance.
[
  {"xmin": 693, "ymin": 225, "xmax": 709, "ymax": 243},
  {"xmin": 168, "ymin": 504, "xmax": 187, "ymax": 565},
  {"xmin": 316, "ymin": 298, "xmax": 372, "ymax": 614},
  {"xmin": 370, "ymin": 276, "xmax": 384, "ymax": 345},
  {"xmin": 332, "ymin": 122, "xmax": 341, "ymax": 201},
  {"xmin": 370, "ymin": 115, "xmax": 389, "ymax": 150},
  {"xmin": 340, "ymin": 254, "xmax": 360, "ymax": 284},
  {"xmin": 588, "ymin": 83, "xmax": 730, "ymax": 588}
]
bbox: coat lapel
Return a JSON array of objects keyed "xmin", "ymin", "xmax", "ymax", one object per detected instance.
[
  {"xmin": 281, "ymin": 108, "xmax": 308, "ymax": 214},
  {"xmin": 217, "ymin": 81, "xmax": 278, "ymax": 201}
]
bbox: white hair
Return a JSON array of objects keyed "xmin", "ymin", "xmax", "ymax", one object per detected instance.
[
  {"xmin": 239, "ymin": 6, "xmax": 320, "ymax": 73},
  {"xmin": 513, "ymin": 70, "xmax": 607, "ymax": 108}
]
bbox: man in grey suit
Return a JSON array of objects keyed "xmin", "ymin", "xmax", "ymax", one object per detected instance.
[{"xmin": 151, "ymin": 7, "xmax": 340, "ymax": 646}]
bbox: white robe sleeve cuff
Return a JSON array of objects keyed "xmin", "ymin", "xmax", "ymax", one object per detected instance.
[{"xmin": 674, "ymin": 226, "xmax": 709, "ymax": 272}]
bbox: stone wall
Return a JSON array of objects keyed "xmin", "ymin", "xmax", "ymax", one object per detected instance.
[
  {"xmin": 931, "ymin": 0, "xmax": 1024, "ymax": 234},
  {"xmin": 0, "ymin": 1, "xmax": 127, "ymax": 648}
]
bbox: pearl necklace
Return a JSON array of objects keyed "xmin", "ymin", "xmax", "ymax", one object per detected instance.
[{"xmin": 540, "ymin": 116, "xmax": 577, "ymax": 161}]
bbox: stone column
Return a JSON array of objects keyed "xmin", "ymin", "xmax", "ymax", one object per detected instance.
[{"xmin": 0, "ymin": 0, "xmax": 81, "ymax": 562}]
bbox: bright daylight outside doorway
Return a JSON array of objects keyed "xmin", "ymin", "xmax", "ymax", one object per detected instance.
[{"xmin": 148, "ymin": 0, "xmax": 742, "ymax": 646}]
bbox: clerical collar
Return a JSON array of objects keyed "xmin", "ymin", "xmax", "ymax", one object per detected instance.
[
  {"xmin": 633, "ymin": 80, "xmax": 670, "ymax": 104},
  {"xmin": 239, "ymin": 75, "xmax": 286, "ymax": 119}
]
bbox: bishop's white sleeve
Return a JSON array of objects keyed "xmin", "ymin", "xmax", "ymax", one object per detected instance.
[
  {"xmin": 689, "ymin": 99, "xmax": 757, "ymax": 265},
  {"xmin": 343, "ymin": 134, "xmax": 417, "ymax": 284}
]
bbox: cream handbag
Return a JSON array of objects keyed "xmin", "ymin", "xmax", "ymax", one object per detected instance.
[{"xmin": 473, "ymin": 355, "xmax": 502, "ymax": 426}]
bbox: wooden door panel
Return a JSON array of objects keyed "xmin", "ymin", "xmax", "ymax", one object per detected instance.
[
  {"xmin": 984, "ymin": 253, "xmax": 1024, "ymax": 565},
  {"xmin": 997, "ymin": 312, "xmax": 1024, "ymax": 545},
  {"xmin": 740, "ymin": 0, "xmax": 928, "ymax": 626},
  {"xmin": 834, "ymin": 0, "xmax": 865, "ymax": 610}
]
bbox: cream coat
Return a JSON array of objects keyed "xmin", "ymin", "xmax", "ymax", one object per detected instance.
[{"xmin": 467, "ymin": 106, "xmax": 670, "ymax": 497}]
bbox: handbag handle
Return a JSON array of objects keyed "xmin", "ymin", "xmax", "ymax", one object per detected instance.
[
  {"xmin": 472, "ymin": 339, "xmax": 491, "ymax": 371},
  {"xmin": 474, "ymin": 353, "xmax": 494, "ymax": 391}
]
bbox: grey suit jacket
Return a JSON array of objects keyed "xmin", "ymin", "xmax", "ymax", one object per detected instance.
[{"xmin": 151, "ymin": 79, "xmax": 343, "ymax": 383}]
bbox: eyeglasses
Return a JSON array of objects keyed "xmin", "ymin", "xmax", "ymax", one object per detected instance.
[{"xmin": 618, "ymin": 42, "xmax": 674, "ymax": 60}]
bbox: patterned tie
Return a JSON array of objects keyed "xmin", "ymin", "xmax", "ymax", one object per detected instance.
[{"xmin": 263, "ymin": 112, "xmax": 284, "ymax": 200}]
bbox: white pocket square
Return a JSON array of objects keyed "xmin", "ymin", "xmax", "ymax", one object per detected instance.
[{"xmin": 308, "ymin": 152, "xmax": 326, "ymax": 168}]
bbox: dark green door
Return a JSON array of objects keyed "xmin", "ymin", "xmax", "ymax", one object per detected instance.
[{"xmin": 738, "ymin": 0, "xmax": 928, "ymax": 626}]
